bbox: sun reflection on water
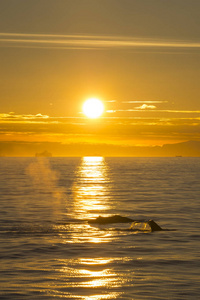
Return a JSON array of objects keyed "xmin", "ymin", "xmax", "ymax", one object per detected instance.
[
  {"xmin": 58, "ymin": 257, "xmax": 126, "ymax": 299},
  {"xmin": 72, "ymin": 156, "xmax": 110, "ymax": 220},
  {"xmin": 57, "ymin": 158, "xmax": 123, "ymax": 299}
]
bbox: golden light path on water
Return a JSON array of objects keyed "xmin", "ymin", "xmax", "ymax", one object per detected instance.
[
  {"xmin": 72, "ymin": 156, "xmax": 110, "ymax": 220},
  {"xmin": 58, "ymin": 157, "xmax": 127, "ymax": 299},
  {"xmin": 68, "ymin": 156, "xmax": 113, "ymax": 244},
  {"xmin": 58, "ymin": 257, "xmax": 130, "ymax": 299}
]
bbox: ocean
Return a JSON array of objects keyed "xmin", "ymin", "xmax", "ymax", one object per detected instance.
[{"xmin": 0, "ymin": 157, "xmax": 199, "ymax": 299}]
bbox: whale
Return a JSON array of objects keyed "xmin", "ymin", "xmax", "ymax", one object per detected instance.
[
  {"xmin": 147, "ymin": 220, "xmax": 163, "ymax": 231},
  {"xmin": 88, "ymin": 215, "xmax": 134, "ymax": 224},
  {"xmin": 88, "ymin": 215, "xmax": 164, "ymax": 232}
]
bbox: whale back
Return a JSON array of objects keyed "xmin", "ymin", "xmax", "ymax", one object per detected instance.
[{"xmin": 88, "ymin": 215, "xmax": 133, "ymax": 224}]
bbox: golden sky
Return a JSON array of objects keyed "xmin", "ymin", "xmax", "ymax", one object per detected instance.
[{"xmin": 0, "ymin": 0, "xmax": 200, "ymax": 156}]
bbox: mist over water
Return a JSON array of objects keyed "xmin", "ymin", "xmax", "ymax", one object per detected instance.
[
  {"xmin": 27, "ymin": 158, "xmax": 64, "ymax": 201},
  {"xmin": 0, "ymin": 157, "xmax": 200, "ymax": 299}
]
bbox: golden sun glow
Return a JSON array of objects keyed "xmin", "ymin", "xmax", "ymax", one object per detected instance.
[{"xmin": 83, "ymin": 98, "xmax": 104, "ymax": 119}]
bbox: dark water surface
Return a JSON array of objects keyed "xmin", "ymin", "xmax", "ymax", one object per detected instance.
[{"xmin": 0, "ymin": 157, "xmax": 200, "ymax": 299}]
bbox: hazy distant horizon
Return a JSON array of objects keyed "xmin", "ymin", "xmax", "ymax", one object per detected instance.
[{"xmin": 1, "ymin": 140, "xmax": 200, "ymax": 157}]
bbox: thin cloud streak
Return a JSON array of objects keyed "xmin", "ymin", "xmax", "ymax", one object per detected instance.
[
  {"xmin": 135, "ymin": 104, "xmax": 156, "ymax": 110},
  {"xmin": 1, "ymin": 112, "xmax": 200, "ymax": 125},
  {"xmin": 0, "ymin": 33, "xmax": 200, "ymax": 50},
  {"xmin": 1, "ymin": 111, "xmax": 200, "ymax": 126},
  {"xmin": 122, "ymin": 101, "xmax": 168, "ymax": 103},
  {"xmin": 0, "ymin": 113, "xmax": 49, "ymax": 121},
  {"xmin": 109, "ymin": 109, "xmax": 200, "ymax": 114},
  {"xmin": 0, "ymin": 113, "xmax": 83, "ymax": 122}
]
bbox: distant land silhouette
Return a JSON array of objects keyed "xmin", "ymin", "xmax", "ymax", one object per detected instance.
[
  {"xmin": 35, "ymin": 150, "xmax": 52, "ymax": 157},
  {"xmin": 0, "ymin": 140, "xmax": 200, "ymax": 157}
]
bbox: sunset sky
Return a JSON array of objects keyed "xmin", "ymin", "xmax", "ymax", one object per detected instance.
[{"xmin": 0, "ymin": 0, "xmax": 200, "ymax": 156}]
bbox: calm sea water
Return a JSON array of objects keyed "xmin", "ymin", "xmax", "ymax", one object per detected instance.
[{"xmin": 0, "ymin": 157, "xmax": 199, "ymax": 299}]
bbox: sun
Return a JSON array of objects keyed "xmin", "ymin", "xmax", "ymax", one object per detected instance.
[{"xmin": 83, "ymin": 98, "xmax": 104, "ymax": 119}]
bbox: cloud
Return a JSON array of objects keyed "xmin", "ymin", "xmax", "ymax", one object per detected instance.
[
  {"xmin": 150, "ymin": 110, "xmax": 200, "ymax": 114},
  {"xmin": 1, "ymin": 114, "xmax": 200, "ymax": 156},
  {"xmin": 122, "ymin": 101, "xmax": 168, "ymax": 104},
  {"xmin": 135, "ymin": 104, "xmax": 156, "ymax": 110},
  {"xmin": 0, "ymin": 112, "xmax": 49, "ymax": 123},
  {"xmin": 106, "ymin": 110, "xmax": 117, "ymax": 113},
  {"xmin": 0, "ymin": 33, "xmax": 200, "ymax": 50},
  {"xmin": 105, "ymin": 109, "xmax": 200, "ymax": 115}
]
